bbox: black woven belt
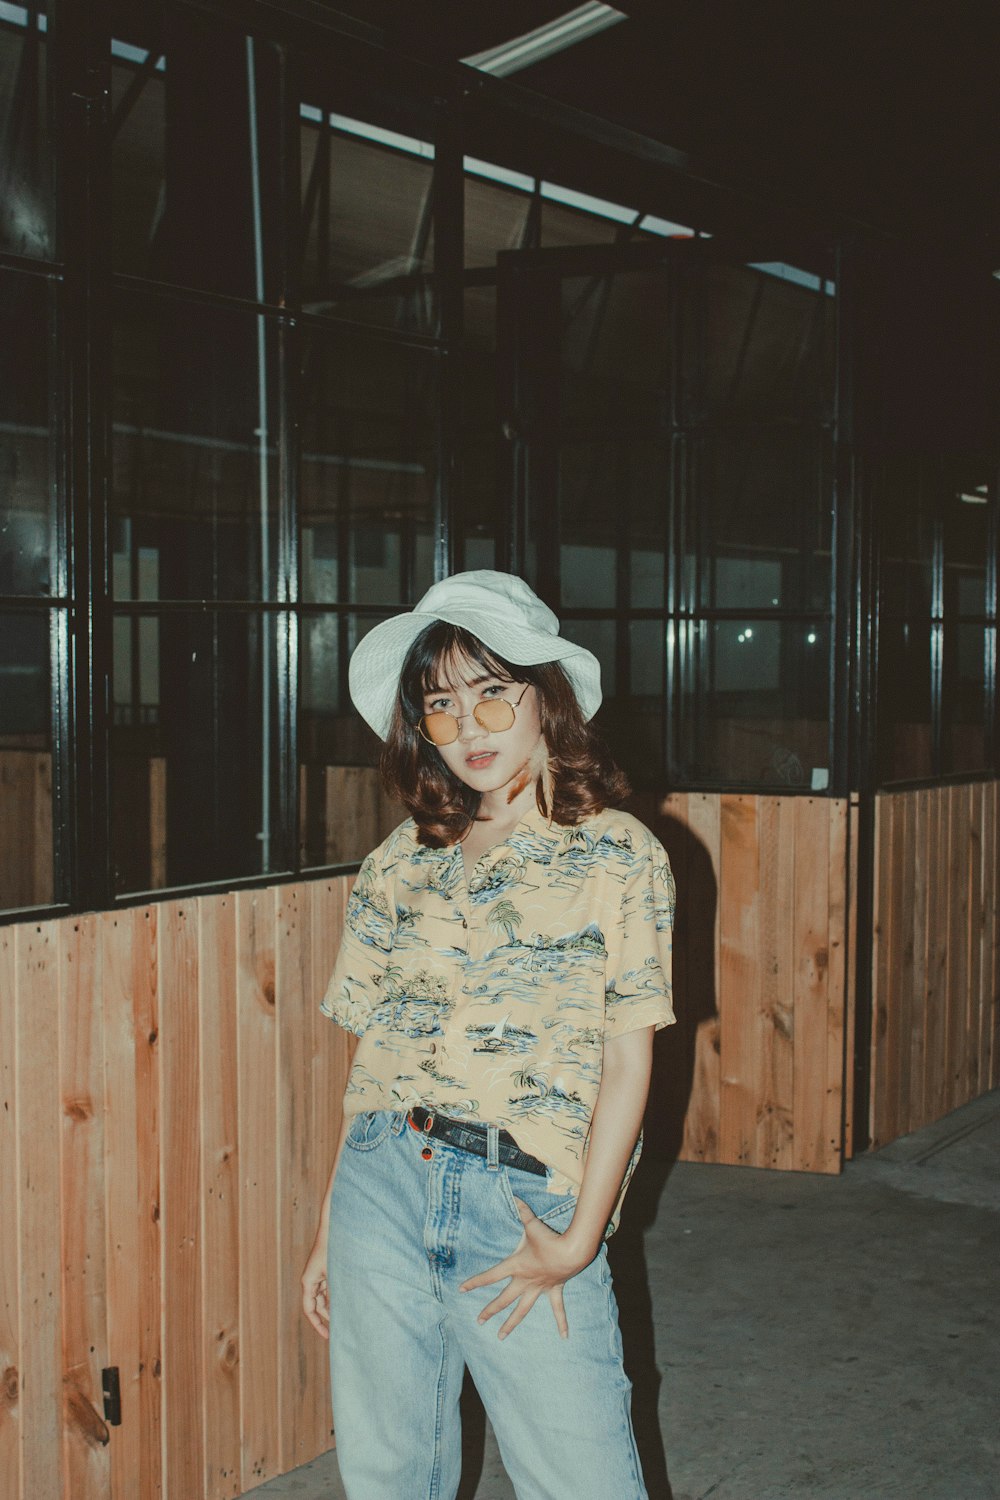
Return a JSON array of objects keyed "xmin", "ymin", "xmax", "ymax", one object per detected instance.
[{"xmin": 407, "ymin": 1107, "xmax": 547, "ymax": 1176}]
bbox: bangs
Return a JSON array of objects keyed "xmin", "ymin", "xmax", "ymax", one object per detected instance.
[{"xmin": 407, "ymin": 624, "xmax": 520, "ymax": 705}]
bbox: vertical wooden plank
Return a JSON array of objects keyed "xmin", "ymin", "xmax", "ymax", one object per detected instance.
[
  {"xmin": 60, "ymin": 917, "xmax": 111, "ymax": 1497},
  {"xmin": 102, "ymin": 907, "xmax": 162, "ymax": 1500},
  {"xmin": 276, "ymin": 885, "xmax": 328, "ymax": 1471},
  {"xmin": 883, "ymin": 793, "xmax": 906, "ymax": 1143},
  {"xmin": 944, "ymin": 786, "xmax": 970, "ymax": 1114},
  {"xmin": 756, "ymin": 798, "xmax": 795, "ymax": 1169},
  {"xmin": 15, "ymin": 921, "xmax": 64, "ymax": 1500},
  {"xmin": 983, "ymin": 782, "xmax": 999, "ymax": 1090},
  {"xmin": 198, "ymin": 895, "xmax": 241, "ymax": 1500},
  {"xmin": 842, "ymin": 796, "xmax": 860, "ymax": 1159},
  {"xmin": 924, "ymin": 788, "xmax": 949, "ymax": 1121},
  {"xmin": 680, "ymin": 793, "xmax": 721, "ymax": 1163},
  {"xmin": 824, "ymin": 800, "xmax": 848, "ymax": 1171},
  {"xmin": 303, "ymin": 882, "xmax": 341, "ymax": 1456},
  {"xmin": 159, "ymin": 902, "xmax": 204, "ymax": 1500},
  {"xmin": 965, "ymin": 781, "xmax": 984, "ymax": 1100},
  {"xmin": 791, "ymin": 798, "xmax": 833, "ymax": 1170},
  {"xmin": 908, "ymin": 788, "xmax": 930, "ymax": 1133},
  {"xmin": 310, "ymin": 876, "xmax": 355, "ymax": 1451},
  {"xmin": 869, "ymin": 796, "xmax": 891, "ymax": 1147},
  {"xmin": 895, "ymin": 791, "xmax": 915, "ymax": 1134},
  {"xmin": 718, "ymin": 795, "xmax": 760, "ymax": 1166},
  {"xmin": 237, "ymin": 889, "xmax": 280, "ymax": 1490},
  {"xmin": 0, "ymin": 927, "xmax": 20, "ymax": 1498},
  {"xmin": 791, "ymin": 799, "xmax": 832, "ymax": 1172}
]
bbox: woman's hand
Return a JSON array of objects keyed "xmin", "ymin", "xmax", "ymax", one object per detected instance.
[
  {"xmin": 459, "ymin": 1197, "xmax": 595, "ymax": 1340},
  {"xmin": 301, "ymin": 1240, "xmax": 331, "ymax": 1340}
]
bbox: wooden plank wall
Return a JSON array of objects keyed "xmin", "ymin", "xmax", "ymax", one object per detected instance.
[
  {"xmin": 1, "ymin": 789, "xmax": 860, "ymax": 1500},
  {"xmin": 636, "ymin": 793, "xmax": 853, "ymax": 1174},
  {"xmin": 1, "ymin": 882, "xmax": 354, "ymax": 1500},
  {"xmin": 870, "ymin": 781, "xmax": 1000, "ymax": 1147}
]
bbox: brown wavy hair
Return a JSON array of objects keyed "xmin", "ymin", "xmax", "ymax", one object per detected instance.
[{"xmin": 380, "ymin": 622, "xmax": 630, "ymax": 847}]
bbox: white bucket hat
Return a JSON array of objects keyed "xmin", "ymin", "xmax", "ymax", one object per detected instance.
[{"xmin": 349, "ymin": 570, "xmax": 603, "ymax": 740}]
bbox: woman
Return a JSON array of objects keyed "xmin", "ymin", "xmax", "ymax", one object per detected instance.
[{"xmin": 301, "ymin": 570, "xmax": 675, "ymax": 1500}]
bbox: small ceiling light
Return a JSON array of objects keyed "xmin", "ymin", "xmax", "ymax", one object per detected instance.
[
  {"xmin": 462, "ymin": 3, "xmax": 626, "ymax": 78},
  {"xmin": 959, "ymin": 485, "xmax": 989, "ymax": 504},
  {"xmin": 806, "ymin": 632, "xmax": 817, "ymax": 644}
]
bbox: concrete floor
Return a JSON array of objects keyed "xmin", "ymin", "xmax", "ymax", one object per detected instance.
[{"xmin": 252, "ymin": 1091, "xmax": 999, "ymax": 1500}]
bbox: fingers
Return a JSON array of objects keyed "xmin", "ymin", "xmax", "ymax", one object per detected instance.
[
  {"xmin": 476, "ymin": 1280, "xmax": 521, "ymax": 1325},
  {"xmin": 498, "ymin": 1286, "xmax": 540, "ymax": 1340},
  {"xmin": 301, "ymin": 1275, "xmax": 331, "ymax": 1340},
  {"xmin": 512, "ymin": 1195, "xmax": 538, "ymax": 1225},
  {"xmin": 548, "ymin": 1284, "xmax": 569, "ymax": 1340},
  {"xmin": 460, "ymin": 1256, "xmax": 516, "ymax": 1293}
]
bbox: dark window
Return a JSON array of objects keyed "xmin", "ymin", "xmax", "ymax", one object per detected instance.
[{"xmin": 0, "ymin": 5, "xmax": 53, "ymax": 261}]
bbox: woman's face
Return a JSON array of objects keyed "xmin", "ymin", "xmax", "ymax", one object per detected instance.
[{"xmin": 420, "ymin": 651, "xmax": 543, "ymax": 796}]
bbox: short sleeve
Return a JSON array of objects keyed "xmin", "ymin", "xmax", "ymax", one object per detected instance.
[
  {"xmin": 603, "ymin": 836, "xmax": 676, "ymax": 1038},
  {"xmin": 320, "ymin": 851, "xmax": 395, "ymax": 1036}
]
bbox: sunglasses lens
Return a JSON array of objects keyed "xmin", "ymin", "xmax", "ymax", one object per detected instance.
[
  {"xmin": 420, "ymin": 712, "xmax": 459, "ymax": 745},
  {"xmin": 476, "ymin": 699, "xmax": 516, "ymax": 732}
]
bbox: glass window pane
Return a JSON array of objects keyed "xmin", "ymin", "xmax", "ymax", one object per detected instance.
[
  {"xmin": 0, "ymin": 610, "xmax": 53, "ymax": 909},
  {"xmin": 464, "ymin": 175, "xmax": 531, "ymax": 269},
  {"xmin": 540, "ymin": 200, "xmax": 622, "ymax": 251},
  {"xmin": 300, "ymin": 327, "xmax": 437, "ymax": 606},
  {"xmin": 689, "ymin": 429, "xmax": 832, "ymax": 612},
  {"xmin": 112, "ymin": 292, "xmax": 279, "ymax": 602},
  {"xmin": 879, "ymin": 457, "xmax": 935, "ymax": 617},
  {"xmin": 300, "ymin": 112, "xmax": 435, "ymax": 333},
  {"xmin": 877, "ymin": 620, "xmax": 933, "ymax": 783},
  {"xmin": 942, "ymin": 622, "xmax": 988, "ymax": 774},
  {"xmin": 944, "ymin": 479, "xmax": 990, "ymax": 619},
  {"xmin": 561, "ymin": 617, "xmax": 616, "ymax": 698},
  {"xmin": 681, "ymin": 619, "xmax": 830, "ymax": 787},
  {"xmin": 461, "ymin": 304, "xmax": 501, "ymax": 565},
  {"xmin": 112, "ymin": 12, "xmax": 281, "ymax": 298},
  {"xmin": 618, "ymin": 619, "xmax": 665, "ymax": 787},
  {"xmin": 299, "ymin": 611, "xmax": 403, "ymax": 867},
  {"xmin": 0, "ymin": 7, "xmax": 52, "ymax": 260},
  {"xmin": 111, "ymin": 610, "xmax": 281, "ymax": 892},
  {"xmin": 0, "ymin": 274, "xmax": 52, "ymax": 596},
  {"xmin": 684, "ymin": 262, "xmax": 836, "ymax": 420},
  {"xmin": 560, "ymin": 269, "xmax": 671, "ymax": 429},
  {"xmin": 558, "ymin": 440, "xmax": 669, "ymax": 611}
]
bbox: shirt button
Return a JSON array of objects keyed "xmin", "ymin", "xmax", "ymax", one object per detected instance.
[
  {"xmin": 429, "ymin": 1042, "xmax": 437, "ymax": 1054},
  {"xmin": 460, "ymin": 916, "xmax": 468, "ymax": 928}
]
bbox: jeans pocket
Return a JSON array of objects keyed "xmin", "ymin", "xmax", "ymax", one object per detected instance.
[
  {"xmin": 499, "ymin": 1167, "xmax": 578, "ymax": 1231},
  {"xmin": 343, "ymin": 1110, "xmax": 394, "ymax": 1152}
]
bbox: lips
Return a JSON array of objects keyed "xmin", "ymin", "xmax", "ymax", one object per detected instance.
[{"xmin": 465, "ymin": 751, "xmax": 499, "ymax": 770}]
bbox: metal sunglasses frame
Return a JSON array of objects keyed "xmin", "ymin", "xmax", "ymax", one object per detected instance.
[{"xmin": 416, "ymin": 681, "xmax": 532, "ymax": 745}]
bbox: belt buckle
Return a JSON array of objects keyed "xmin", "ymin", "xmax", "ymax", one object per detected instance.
[{"xmin": 408, "ymin": 1108, "xmax": 435, "ymax": 1134}]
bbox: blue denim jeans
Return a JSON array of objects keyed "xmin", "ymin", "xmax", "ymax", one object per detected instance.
[{"xmin": 327, "ymin": 1110, "xmax": 647, "ymax": 1500}]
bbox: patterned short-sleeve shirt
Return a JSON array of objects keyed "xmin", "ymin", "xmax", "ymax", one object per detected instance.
[{"xmin": 321, "ymin": 804, "xmax": 676, "ymax": 1213}]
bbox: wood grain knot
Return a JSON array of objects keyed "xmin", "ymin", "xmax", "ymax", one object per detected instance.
[
  {"xmin": 218, "ymin": 1335, "xmax": 239, "ymax": 1372},
  {"xmin": 64, "ymin": 1095, "xmax": 94, "ymax": 1122},
  {"xmin": 65, "ymin": 1383, "xmax": 110, "ymax": 1448},
  {"xmin": 1, "ymin": 1365, "xmax": 18, "ymax": 1406}
]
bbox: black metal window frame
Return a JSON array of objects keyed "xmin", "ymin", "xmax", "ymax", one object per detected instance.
[
  {"xmin": 872, "ymin": 458, "xmax": 1000, "ymax": 790},
  {"xmin": 2, "ymin": 0, "xmax": 998, "ymax": 928}
]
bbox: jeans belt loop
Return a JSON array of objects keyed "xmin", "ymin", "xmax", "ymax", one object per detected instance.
[{"xmin": 486, "ymin": 1123, "xmax": 500, "ymax": 1172}]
